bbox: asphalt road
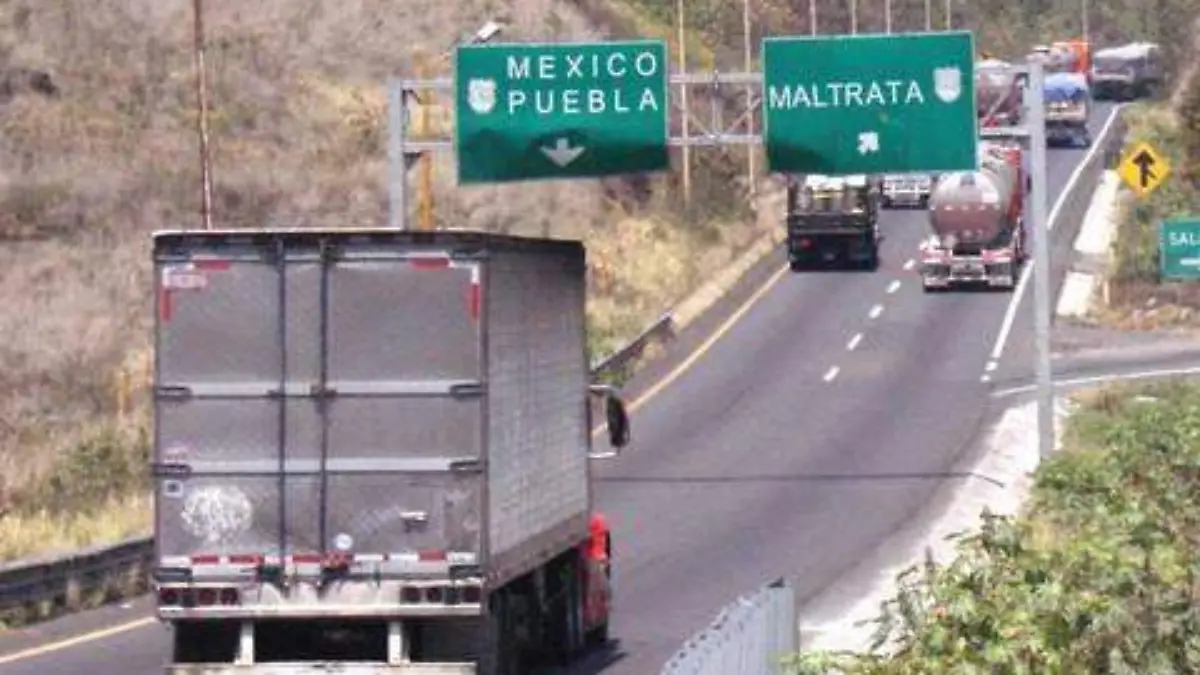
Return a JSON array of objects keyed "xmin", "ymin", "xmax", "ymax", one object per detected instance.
[{"xmin": 0, "ymin": 104, "xmax": 1116, "ymax": 675}]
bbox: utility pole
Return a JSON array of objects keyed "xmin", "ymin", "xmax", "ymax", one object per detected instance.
[
  {"xmin": 414, "ymin": 51, "xmax": 435, "ymax": 231},
  {"xmin": 944, "ymin": 0, "xmax": 951, "ymax": 29},
  {"xmin": 810, "ymin": 0, "xmax": 817, "ymax": 35},
  {"xmin": 677, "ymin": 0, "xmax": 691, "ymax": 204},
  {"xmin": 885, "ymin": 0, "xmax": 892, "ymax": 33},
  {"xmin": 850, "ymin": 0, "xmax": 858, "ymax": 34},
  {"xmin": 742, "ymin": 0, "xmax": 756, "ymax": 197},
  {"xmin": 925, "ymin": 0, "xmax": 932, "ymax": 30},
  {"xmin": 1081, "ymin": 0, "xmax": 1090, "ymax": 42},
  {"xmin": 191, "ymin": 0, "xmax": 213, "ymax": 230}
]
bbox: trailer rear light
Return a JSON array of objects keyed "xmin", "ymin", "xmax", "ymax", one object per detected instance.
[
  {"xmin": 425, "ymin": 586, "xmax": 445, "ymax": 603},
  {"xmin": 219, "ymin": 588, "xmax": 240, "ymax": 605},
  {"xmin": 460, "ymin": 585, "xmax": 482, "ymax": 604},
  {"xmin": 401, "ymin": 586, "xmax": 422, "ymax": 604},
  {"xmin": 159, "ymin": 588, "xmax": 181, "ymax": 605}
]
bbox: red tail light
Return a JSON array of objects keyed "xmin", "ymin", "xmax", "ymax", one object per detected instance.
[
  {"xmin": 400, "ymin": 586, "xmax": 422, "ymax": 603},
  {"xmin": 159, "ymin": 588, "xmax": 180, "ymax": 605},
  {"xmin": 219, "ymin": 588, "xmax": 240, "ymax": 605},
  {"xmin": 799, "ymin": 238, "xmax": 813, "ymax": 249},
  {"xmin": 196, "ymin": 588, "xmax": 218, "ymax": 606},
  {"xmin": 461, "ymin": 586, "xmax": 483, "ymax": 604}
]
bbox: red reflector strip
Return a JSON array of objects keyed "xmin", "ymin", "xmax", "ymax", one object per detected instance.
[
  {"xmin": 409, "ymin": 256, "xmax": 451, "ymax": 270},
  {"xmin": 158, "ymin": 287, "xmax": 173, "ymax": 322},
  {"xmin": 418, "ymin": 550, "xmax": 447, "ymax": 562},
  {"xmin": 291, "ymin": 553, "xmax": 323, "ymax": 564},
  {"xmin": 192, "ymin": 258, "xmax": 231, "ymax": 271},
  {"xmin": 191, "ymin": 554, "xmax": 220, "ymax": 565},
  {"xmin": 228, "ymin": 554, "xmax": 263, "ymax": 565},
  {"xmin": 467, "ymin": 265, "xmax": 481, "ymax": 320}
]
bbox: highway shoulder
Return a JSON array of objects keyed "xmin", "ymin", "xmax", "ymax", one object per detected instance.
[{"xmin": 0, "ymin": 596, "xmax": 156, "ymax": 662}]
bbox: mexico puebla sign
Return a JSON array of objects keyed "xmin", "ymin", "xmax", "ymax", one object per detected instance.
[
  {"xmin": 762, "ymin": 31, "xmax": 978, "ymax": 175},
  {"xmin": 1159, "ymin": 218, "xmax": 1200, "ymax": 280},
  {"xmin": 454, "ymin": 40, "xmax": 670, "ymax": 184}
]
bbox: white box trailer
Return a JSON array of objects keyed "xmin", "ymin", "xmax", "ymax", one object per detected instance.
[{"xmin": 150, "ymin": 228, "xmax": 630, "ymax": 675}]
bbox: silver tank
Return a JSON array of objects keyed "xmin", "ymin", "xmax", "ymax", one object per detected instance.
[
  {"xmin": 975, "ymin": 59, "xmax": 1021, "ymax": 120},
  {"xmin": 927, "ymin": 144, "xmax": 1019, "ymax": 245}
]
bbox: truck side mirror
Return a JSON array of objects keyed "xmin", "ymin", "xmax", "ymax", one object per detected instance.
[
  {"xmin": 605, "ymin": 395, "xmax": 630, "ymax": 448},
  {"xmin": 588, "ymin": 384, "xmax": 631, "ymax": 458}
]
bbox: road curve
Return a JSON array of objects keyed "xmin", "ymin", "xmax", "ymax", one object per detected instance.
[{"xmin": 0, "ymin": 105, "xmax": 1115, "ymax": 675}]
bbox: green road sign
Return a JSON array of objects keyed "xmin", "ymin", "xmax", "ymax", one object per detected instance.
[
  {"xmin": 1160, "ymin": 218, "xmax": 1200, "ymax": 280},
  {"xmin": 454, "ymin": 40, "xmax": 670, "ymax": 184},
  {"xmin": 762, "ymin": 31, "xmax": 978, "ymax": 175}
]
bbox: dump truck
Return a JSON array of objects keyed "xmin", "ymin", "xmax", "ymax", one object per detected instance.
[
  {"xmin": 150, "ymin": 228, "xmax": 632, "ymax": 675},
  {"xmin": 976, "ymin": 58, "xmax": 1024, "ymax": 126},
  {"xmin": 1044, "ymin": 71, "xmax": 1092, "ymax": 148},
  {"xmin": 785, "ymin": 173, "xmax": 881, "ymax": 271},
  {"xmin": 918, "ymin": 142, "xmax": 1028, "ymax": 291},
  {"xmin": 1091, "ymin": 42, "xmax": 1164, "ymax": 100}
]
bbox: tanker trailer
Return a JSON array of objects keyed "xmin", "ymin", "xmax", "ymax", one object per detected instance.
[
  {"xmin": 975, "ymin": 59, "xmax": 1024, "ymax": 126},
  {"xmin": 918, "ymin": 143, "xmax": 1027, "ymax": 292}
]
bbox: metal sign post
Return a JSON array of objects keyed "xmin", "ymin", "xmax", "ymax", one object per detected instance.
[{"xmin": 982, "ymin": 62, "xmax": 1052, "ymax": 462}]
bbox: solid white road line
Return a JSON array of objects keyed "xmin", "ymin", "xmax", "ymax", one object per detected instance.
[
  {"xmin": 985, "ymin": 106, "xmax": 1124, "ymax": 371},
  {"xmin": 991, "ymin": 365, "xmax": 1200, "ymax": 398},
  {"xmin": 823, "ymin": 366, "xmax": 841, "ymax": 382},
  {"xmin": 847, "ymin": 333, "xmax": 863, "ymax": 351}
]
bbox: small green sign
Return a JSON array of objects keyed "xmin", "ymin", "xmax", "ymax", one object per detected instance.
[
  {"xmin": 1159, "ymin": 218, "xmax": 1200, "ymax": 280},
  {"xmin": 762, "ymin": 31, "xmax": 978, "ymax": 175},
  {"xmin": 454, "ymin": 40, "xmax": 670, "ymax": 184}
]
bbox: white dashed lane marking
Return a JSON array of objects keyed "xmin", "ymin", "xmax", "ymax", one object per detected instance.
[
  {"xmin": 847, "ymin": 333, "xmax": 863, "ymax": 351},
  {"xmin": 823, "ymin": 366, "xmax": 841, "ymax": 382}
]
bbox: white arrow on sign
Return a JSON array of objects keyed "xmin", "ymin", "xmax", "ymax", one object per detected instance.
[
  {"xmin": 540, "ymin": 138, "xmax": 586, "ymax": 167},
  {"xmin": 857, "ymin": 131, "xmax": 880, "ymax": 155}
]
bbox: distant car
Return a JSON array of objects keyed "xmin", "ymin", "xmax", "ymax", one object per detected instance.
[{"xmin": 881, "ymin": 173, "xmax": 935, "ymax": 209}]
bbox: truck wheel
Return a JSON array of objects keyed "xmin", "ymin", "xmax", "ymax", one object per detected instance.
[
  {"xmin": 483, "ymin": 591, "xmax": 524, "ymax": 675},
  {"xmin": 546, "ymin": 554, "xmax": 586, "ymax": 664}
]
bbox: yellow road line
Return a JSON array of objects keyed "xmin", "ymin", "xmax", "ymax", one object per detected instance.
[
  {"xmin": 1, "ymin": 263, "xmax": 791, "ymax": 665},
  {"xmin": 0, "ymin": 616, "xmax": 157, "ymax": 665}
]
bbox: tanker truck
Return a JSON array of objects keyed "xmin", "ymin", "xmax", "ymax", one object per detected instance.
[
  {"xmin": 918, "ymin": 141, "xmax": 1028, "ymax": 291},
  {"xmin": 150, "ymin": 228, "xmax": 632, "ymax": 675},
  {"xmin": 976, "ymin": 58, "xmax": 1024, "ymax": 126}
]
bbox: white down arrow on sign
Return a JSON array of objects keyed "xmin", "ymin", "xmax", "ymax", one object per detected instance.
[{"xmin": 540, "ymin": 138, "xmax": 586, "ymax": 167}]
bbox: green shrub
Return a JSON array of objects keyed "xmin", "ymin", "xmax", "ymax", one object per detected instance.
[{"xmin": 788, "ymin": 381, "xmax": 1200, "ymax": 673}]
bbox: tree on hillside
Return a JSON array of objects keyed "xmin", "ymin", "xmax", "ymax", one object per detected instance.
[{"xmin": 1178, "ymin": 66, "xmax": 1200, "ymax": 191}]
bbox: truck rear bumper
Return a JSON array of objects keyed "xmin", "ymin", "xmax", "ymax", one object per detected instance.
[
  {"xmin": 920, "ymin": 259, "xmax": 1016, "ymax": 288},
  {"xmin": 165, "ymin": 663, "xmax": 474, "ymax": 675},
  {"xmin": 788, "ymin": 231, "xmax": 877, "ymax": 267}
]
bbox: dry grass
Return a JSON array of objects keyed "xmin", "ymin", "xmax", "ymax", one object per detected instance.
[{"xmin": 0, "ymin": 0, "xmax": 772, "ymax": 563}]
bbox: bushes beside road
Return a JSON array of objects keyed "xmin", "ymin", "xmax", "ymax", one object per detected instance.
[
  {"xmin": 1105, "ymin": 41, "xmax": 1200, "ymax": 325},
  {"xmin": 789, "ymin": 380, "xmax": 1200, "ymax": 673}
]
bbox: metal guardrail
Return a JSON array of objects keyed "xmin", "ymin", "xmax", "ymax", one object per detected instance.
[
  {"xmin": 659, "ymin": 578, "xmax": 797, "ymax": 675},
  {"xmin": 0, "ymin": 311, "xmax": 682, "ymax": 627},
  {"xmin": 0, "ymin": 536, "xmax": 154, "ymax": 626}
]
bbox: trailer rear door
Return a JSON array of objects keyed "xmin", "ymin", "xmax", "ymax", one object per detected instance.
[{"xmin": 152, "ymin": 232, "xmax": 485, "ymax": 574}]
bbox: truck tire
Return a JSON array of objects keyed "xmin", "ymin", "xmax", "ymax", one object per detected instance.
[
  {"xmin": 545, "ymin": 554, "xmax": 586, "ymax": 665},
  {"xmin": 482, "ymin": 591, "xmax": 524, "ymax": 675}
]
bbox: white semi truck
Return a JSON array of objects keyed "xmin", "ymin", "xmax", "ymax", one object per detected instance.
[{"xmin": 150, "ymin": 228, "xmax": 631, "ymax": 675}]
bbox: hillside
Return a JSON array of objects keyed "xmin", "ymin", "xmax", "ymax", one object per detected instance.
[{"xmin": 0, "ymin": 0, "xmax": 1193, "ymax": 563}]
